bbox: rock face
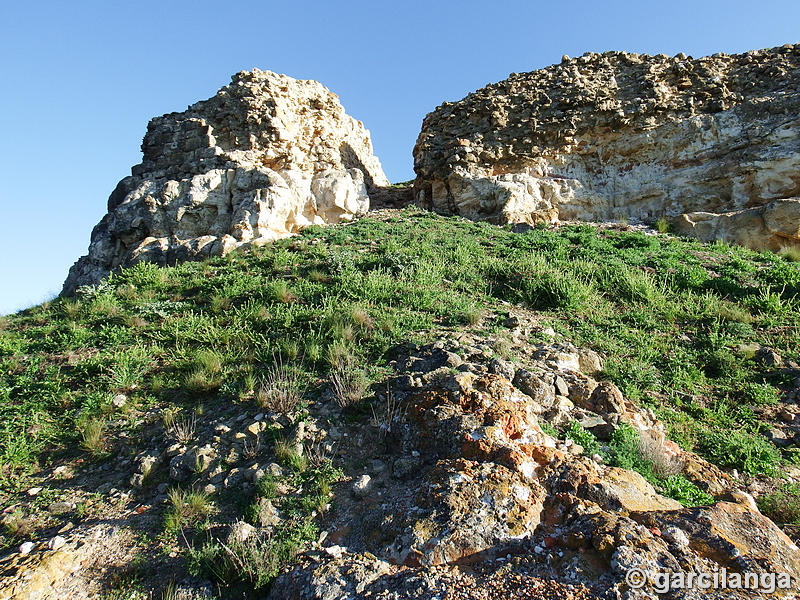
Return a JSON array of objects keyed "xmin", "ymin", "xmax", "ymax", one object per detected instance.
[
  {"xmin": 273, "ymin": 331, "xmax": 800, "ymax": 599},
  {"xmin": 63, "ymin": 69, "xmax": 388, "ymax": 294},
  {"xmin": 413, "ymin": 45, "xmax": 800, "ymax": 251}
]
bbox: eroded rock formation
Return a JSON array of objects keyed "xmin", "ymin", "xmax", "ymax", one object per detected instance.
[
  {"xmin": 62, "ymin": 69, "xmax": 388, "ymax": 295},
  {"xmin": 271, "ymin": 330, "xmax": 800, "ymax": 599},
  {"xmin": 413, "ymin": 45, "xmax": 800, "ymax": 250}
]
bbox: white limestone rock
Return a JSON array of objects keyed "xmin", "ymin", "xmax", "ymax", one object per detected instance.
[
  {"xmin": 414, "ymin": 45, "xmax": 800, "ymax": 251},
  {"xmin": 63, "ymin": 69, "xmax": 388, "ymax": 294}
]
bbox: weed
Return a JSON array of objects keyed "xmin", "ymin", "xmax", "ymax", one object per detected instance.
[
  {"xmin": 255, "ymin": 358, "xmax": 305, "ymax": 413},
  {"xmin": 779, "ymin": 246, "xmax": 800, "ymax": 262},
  {"xmin": 274, "ymin": 439, "xmax": 308, "ymax": 472},
  {"xmin": 655, "ymin": 216, "xmax": 670, "ymax": 234},
  {"xmin": 757, "ymin": 483, "xmax": 800, "ymax": 525},
  {"xmin": 79, "ymin": 418, "xmax": 107, "ymax": 455},
  {"xmin": 164, "ymin": 487, "xmax": 214, "ymax": 532},
  {"xmin": 171, "ymin": 415, "xmax": 197, "ymax": 444},
  {"xmin": 330, "ymin": 360, "xmax": 370, "ymax": 408},
  {"xmin": 269, "ymin": 281, "xmax": 298, "ymax": 304}
]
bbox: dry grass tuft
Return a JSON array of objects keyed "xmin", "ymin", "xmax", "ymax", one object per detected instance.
[
  {"xmin": 255, "ymin": 356, "xmax": 305, "ymax": 413},
  {"xmin": 638, "ymin": 430, "xmax": 685, "ymax": 478}
]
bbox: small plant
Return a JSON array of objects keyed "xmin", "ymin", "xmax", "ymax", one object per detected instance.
[
  {"xmin": 325, "ymin": 342, "xmax": 350, "ymax": 368},
  {"xmin": 161, "ymin": 406, "xmax": 181, "ymax": 430},
  {"xmin": 161, "ymin": 580, "xmax": 178, "ymax": 600},
  {"xmin": 242, "ymin": 435, "xmax": 262, "ymax": 461},
  {"xmin": 255, "ymin": 356, "xmax": 305, "ymax": 413},
  {"xmin": 350, "ymin": 306, "xmax": 374, "ymax": 330},
  {"xmin": 277, "ymin": 338, "xmax": 300, "ymax": 361},
  {"xmin": 779, "ymin": 246, "xmax": 800, "ymax": 262},
  {"xmin": 269, "ymin": 281, "xmax": 298, "ymax": 304},
  {"xmin": 742, "ymin": 381, "xmax": 780, "ymax": 406},
  {"xmin": 1, "ymin": 509, "xmax": 31, "ymax": 540},
  {"xmin": 210, "ymin": 294, "xmax": 232, "ymax": 313},
  {"xmin": 564, "ymin": 421, "xmax": 602, "ymax": 457},
  {"xmin": 80, "ymin": 418, "xmax": 107, "ymax": 455},
  {"xmin": 460, "ymin": 305, "xmax": 483, "ymax": 326},
  {"xmin": 540, "ymin": 422, "xmax": 559, "ymax": 437},
  {"xmin": 370, "ymin": 389, "xmax": 402, "ymax": 440},
  {"xmin": 303, "ymin": 340, "xmax": 322, "ymax": 363},
  {"xmin": 697, "ymin": 428, "xmax": 780, "ymax": 476},
  {"xmin": 195, "ymin": 349, "xmax": 223, "ymax": 376},
  {"xmin": 171, "ymin": 415, "xmax": 197, "ymax": 444},
  {"xmin": 164, "ymin": 487, "xmax": 214, "ymax": 532},
  {"xmin": 183, "ymin": 368, "xmax": 222, "ymax": 394},
  {"xmin": 329, "ymin": 360, "xmax": 370, "ymax": 408},
  {"xmin": 659, "ymin": 474, "xmax": 714, "ymax": 506},
  {"xmin": 655, "ymin": 216, "xmax": 670, "ymax": 234},
  {"xmin": 188, "ymin": 531, "xmax": 298, "ymax": 592},
  {"xmin": 636, "ymin": 430, "xmax": 685, "ymax": 479},
  {"xmin": 274, "ymin": 439, "xmax": 308, "ymax": 472},
  {"xmin": 757, "ymin": 483, "xmax": 800, "ymax": 526},
  {"xmin": 305, "ymin": 439, "xmax": 333, "ymax": 469},
  {"xmin": 308, "ymin": 269, "xmax": 330, "ymax": 283}
]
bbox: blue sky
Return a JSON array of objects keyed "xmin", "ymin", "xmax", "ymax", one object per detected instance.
[{"xmin": 1, "ymin": 0, "xmax": 798, "ymax": 314}]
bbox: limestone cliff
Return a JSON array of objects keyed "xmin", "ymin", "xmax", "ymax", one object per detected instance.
[
  {"xmin": 62, "ymin": 69, "xmax": 388, "ymax": 295},
  {"xmin": 413, "ymin": 44, "xmax": 800, "ymax": 250}
]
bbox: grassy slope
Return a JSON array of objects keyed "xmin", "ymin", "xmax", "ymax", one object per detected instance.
[{"xmin": 1, "ymin": 208, "xmax": 800, "ymax": 577}]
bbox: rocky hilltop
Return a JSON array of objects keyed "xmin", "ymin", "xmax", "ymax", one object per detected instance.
[
  {"xmin": 62, "ymin": 69, "xmax": 388, "ymax": 295},
  {"xmin": 413, "ymin": 44, "xmax": 800, "ymax": 250}
]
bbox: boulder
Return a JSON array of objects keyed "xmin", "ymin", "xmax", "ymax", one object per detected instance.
[
  {"xmin": 63, "ymin": 69, "xmax": 388, "ymax": 294},
  {"xmin": 413, "ymin": 45, "xmax": 800, "ymax": 252}
]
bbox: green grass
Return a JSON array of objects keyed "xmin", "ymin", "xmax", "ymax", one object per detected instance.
[
  {"xmin": 757, "ymin": 483, "xmax": 800, "ymax": 526},
  {"xmin": 1, "ymin": 208, "xmax": 799, "ymax": 498},
  {"xmin": 565, "ymin": 422, "xmax": 714, "ymax": 506}
]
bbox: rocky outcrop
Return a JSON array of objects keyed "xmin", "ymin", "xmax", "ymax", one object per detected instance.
[
  {"xmin": 413, "ymin": 45, "xmax": 800, "ymax": 251},
  {"xmin": 273, "ymin": 328, "xmax": 800, "ymax": 599},
  {"xmin": 62, "ymin": 69, "xmax": 388, "ymax": 295}
]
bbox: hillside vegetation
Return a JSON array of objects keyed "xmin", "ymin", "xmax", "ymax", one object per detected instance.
[{"xmin": 2, "ymin": 208, "xmax": 800, "ymax": 596}]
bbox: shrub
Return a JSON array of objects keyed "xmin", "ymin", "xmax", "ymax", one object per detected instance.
[{"xmin": 655, "ymin": 217, "xmax": 670, "ymax": 234}]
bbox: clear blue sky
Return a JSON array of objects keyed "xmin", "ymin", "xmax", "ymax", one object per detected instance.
[{"xmin": 1, "ymin": 0, "xmax": 798, "ymax": 315}]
